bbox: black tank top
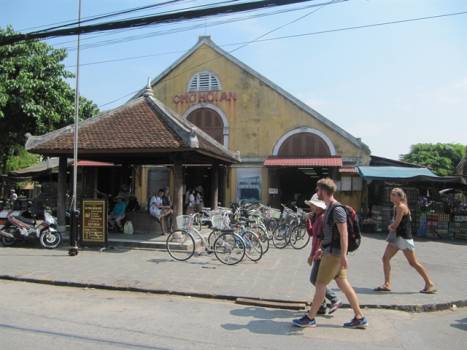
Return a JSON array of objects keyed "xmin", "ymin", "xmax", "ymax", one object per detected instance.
[{"xmin": 396, "ymin": 210, "xmax": 413, "ymax": 239}]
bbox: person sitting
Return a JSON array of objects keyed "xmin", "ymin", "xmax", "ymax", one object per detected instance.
[
  {"xmin": 126, "ymin": 196, "xmax": 140, "ymax": 212},
  {"xmin": 185, "ymin": 188, "xmax": 196, "ymax": 214},
  {"xmin": 109, "ymin": 196, "xmax": 127, "ymax": 231},
  {"xmin": 149, "ymin": 189, "xmax": 173, "ymax": 235}
]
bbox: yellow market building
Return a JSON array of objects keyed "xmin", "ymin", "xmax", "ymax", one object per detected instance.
[{"xmin": 133, "ymin": 36, "xmax": 371, "ymax": 210}]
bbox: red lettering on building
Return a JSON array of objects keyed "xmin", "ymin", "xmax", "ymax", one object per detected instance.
[{"xmin": 172, "ymin": 91, "xmax": 237, "ymax": 105}]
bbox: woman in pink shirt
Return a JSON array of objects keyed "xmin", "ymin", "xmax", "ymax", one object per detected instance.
[{"xmin": 305, "ymin": 193, "xmax": 342, "ymax": 315}]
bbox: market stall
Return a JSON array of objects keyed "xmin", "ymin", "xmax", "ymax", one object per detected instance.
[{"xmin": 358, "ymin": 166, "xmax": 467, "ymax": 240}]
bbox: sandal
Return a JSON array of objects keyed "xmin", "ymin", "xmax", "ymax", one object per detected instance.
[
  {"xmin": 420, "ymin": 287, "xmax": 437, "ymax": 294},
  {"xmin": 374, "ymin": 286, "xmax": 391, "ymax": 292}
]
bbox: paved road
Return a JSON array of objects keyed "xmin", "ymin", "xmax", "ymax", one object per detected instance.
[
  {"xmin": 0, "ymin": 280, "xmax": 466, "ymax": 350},
  {"xmin": 0, "ymin": 234, "xmax": 466, "ymax": 306}
]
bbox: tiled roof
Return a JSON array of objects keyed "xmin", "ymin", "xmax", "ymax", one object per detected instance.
[
  {"xmin": 264, "ymin": 157, "xmax": 343, "ymax": 167},
  {"xmin": 27, "ymin": 94, "xmax": 239, "ymax": 163}
]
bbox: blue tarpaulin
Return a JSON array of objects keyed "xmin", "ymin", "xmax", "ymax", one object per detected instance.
[{"xmin": 357, "ymin": 166, "xmax": 437, "ymax": 180}]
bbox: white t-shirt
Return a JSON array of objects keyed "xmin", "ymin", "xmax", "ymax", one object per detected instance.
[
  {"xmin": 187, "ymin": 193, "xmax": 195, "ymax": 208},
  {"xmin": 149, "ymin": 196, "xmax": 163, "ymax": 217}
]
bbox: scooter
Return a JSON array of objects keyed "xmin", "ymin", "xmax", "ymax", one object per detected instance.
[{"xmin": 0, "ymin": 210, "xmax": 62, "ymax": 249}]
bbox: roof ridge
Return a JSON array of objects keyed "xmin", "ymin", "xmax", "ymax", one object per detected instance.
[{"xmin": 25, "ymin": 98, "xmax": 143, "ymax": 151}]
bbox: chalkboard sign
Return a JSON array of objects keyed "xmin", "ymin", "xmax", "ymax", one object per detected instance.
[{"xmin": 81, "ymin": 199, "xmax": 108, "ymax": 246}]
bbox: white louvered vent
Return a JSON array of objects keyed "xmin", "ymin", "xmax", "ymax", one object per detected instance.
[{"xmin": 187, "ymin": 71, "xmax": 221, "ymax": 92}]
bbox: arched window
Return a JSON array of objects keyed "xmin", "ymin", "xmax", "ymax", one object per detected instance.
[
  {"xmin": 187, "ymin": 108, "xmax": 224, "ymax": 144},
  {"xmin": 273, "ymin": 128, "xmax": 336, "ymax": 157},
  {"xmin": 278, "ymin": 132, "xmax": 331, "ymax": 157},
  {"xmin": 188, "ymin": 71, "xmax": 221, "ymax": 92}
]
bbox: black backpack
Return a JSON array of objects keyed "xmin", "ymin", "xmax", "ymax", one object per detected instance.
[{"xmin": 326, "ymin": 204, "xmax": 362, "ymax": 253}]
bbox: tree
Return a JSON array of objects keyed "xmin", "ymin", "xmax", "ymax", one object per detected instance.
[
  {"xmin": 5, "ymin": 145, "xmax": 40, "ymax": 173},
  {"xmin": 401, "ymin": 143, "xmax": 466, "ymax": 176},
  {"xmin": 0, "ymin": 26, "xmax": 99, "ymax": 173}
]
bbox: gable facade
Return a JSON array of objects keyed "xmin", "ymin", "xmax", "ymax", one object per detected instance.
[{"xmin": 137, "ymin": 37, "xmax": 370, "ymax": 207}]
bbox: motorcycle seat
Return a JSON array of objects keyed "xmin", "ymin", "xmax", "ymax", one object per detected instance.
[{"xmin": 14, "ymin": 216, "xmax": 36, "ymax": 225}]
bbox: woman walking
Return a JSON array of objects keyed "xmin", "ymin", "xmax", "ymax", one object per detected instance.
[
  {"xmin": 305, "ymin": 194, "xmax": 342, "ymax": 315},
  {"xmin": 374, "ymin": 188, "xmax": 436, "ymax": 294}
]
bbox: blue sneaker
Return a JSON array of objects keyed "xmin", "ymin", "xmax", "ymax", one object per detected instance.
[
  {"xmin": 292, "ymin": 314, "xmax": 316, "ymax": 328},
  {"xmin": 343, "ymin": 316, "xmax": 368, "ymax": 329}
]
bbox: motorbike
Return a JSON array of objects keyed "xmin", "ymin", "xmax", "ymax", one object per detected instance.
[{"xmin": 0, "ymin": 210, "xmax": 62, "ymax": 249}]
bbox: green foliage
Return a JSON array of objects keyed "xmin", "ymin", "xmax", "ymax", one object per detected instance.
[
  {"xmin": 5, "ymin": 146, "xmax": 41, "ymax": 173},
  {"xmin": 401, "ymin": 143, "xmax": 466, "ymax": 176},
  {"xmin": 0, "ymin": 26, "xmax": 99, "ymax": 173}
]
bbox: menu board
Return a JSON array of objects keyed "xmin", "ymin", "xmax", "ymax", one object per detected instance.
[{"xmin": 81, "ymin": 199, "xmax": 107, "ymax": 246}]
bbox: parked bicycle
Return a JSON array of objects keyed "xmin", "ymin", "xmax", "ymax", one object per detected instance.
[
  {"xmin": 272, "ymin": 204, "xmax": 310, "ymax": 249},
  {"xmin": 166, "ymin": 215, "xmax": 246, "ymax": 265}
]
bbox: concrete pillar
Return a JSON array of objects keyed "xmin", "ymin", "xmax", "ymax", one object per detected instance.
[
  {"xmin": 211, "ymin": 164, "xmax": 219, "ymax": 210},
  {"xmin": 57, "ymin": 156, "xmax": 67, "ymax": 232},
  {"xmin": 173, "ymin": 162, "xmax": 183, "ymax": 223}
]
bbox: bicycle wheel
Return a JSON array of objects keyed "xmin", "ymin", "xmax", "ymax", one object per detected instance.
[
  {"xmin": 192, "ymin": 213, "xmax": 203, "ymax": 231},
  {"xmin": 266, "ymin": 218, "xmax": 278, "ymax": 235},
  {"xmin": 253, "ymin": 226, "xmax": 270, "ymax": 254},
  {"xmin": 166, "ymin": 230, "xmax": 195, "ymax": 261},
  {"xmin": 241, "ymin": 230, "xmax": 263, "ymax": 262},
  {"xmin": 272, "ymin": 223, "xmax": 290, "ymax": 249},
  {"xmin": 213, "ymin": 232, "xmax": 245, "ymax": 265},
  {"xmin": 207, "ymin": 229, "xmax": 222, "ymax": 248},
  {"xmin": 289, "ymin": 224, "xmax": 310, "ymax": 250}
]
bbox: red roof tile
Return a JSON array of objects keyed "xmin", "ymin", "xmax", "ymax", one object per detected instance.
[{"xmin": 28, "ymin": 95, "xmax": 239, "ymax": 163}]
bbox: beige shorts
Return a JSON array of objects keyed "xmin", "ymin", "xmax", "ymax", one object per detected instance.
[{"xmin": 316, "ymin": 255, "xmax": 347, "ymax": 285}]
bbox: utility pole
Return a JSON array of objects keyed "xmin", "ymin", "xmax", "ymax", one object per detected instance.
[{"xmin": 69, "ymin": 0, "xmax": 81, "ymax": 257}]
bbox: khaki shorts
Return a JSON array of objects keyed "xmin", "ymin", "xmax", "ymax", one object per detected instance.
[{"xmin": 316, "ymin": 255, "xmax": 347, "ymax": 285}]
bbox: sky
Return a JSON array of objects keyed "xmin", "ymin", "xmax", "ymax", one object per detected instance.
[{"xmin": 1, "ymin": 0, "xmax": 466, "ymax": 159}]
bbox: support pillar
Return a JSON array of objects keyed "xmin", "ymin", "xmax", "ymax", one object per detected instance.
[
  {"xmin": 211, "ymin": 164, "xmax": 219, "ymax": 210},
  {"xmin": 173, "ymin": 162, "xmax": 183, "ymax": 224},
  {"xmin": 57, "ymin": 156, "xmax": 67, "ymax": 232}
]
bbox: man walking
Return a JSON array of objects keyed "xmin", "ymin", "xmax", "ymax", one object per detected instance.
[{"xmin": 293, "ymin": 178, "xmax": 368, "ymax": 329}]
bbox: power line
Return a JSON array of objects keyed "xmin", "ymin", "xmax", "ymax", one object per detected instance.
[
  {"xmin": 0, "ymin": 0, "xmax": 320, "ymax": 45},
  {"xmin": 18, "ymin": 0, "xmax": 194, "ymax": 32},
  {"xmin": 95, "ymin": 8, "xmax": 467, "ymax": 108},
  {"xmin": 82, "ymin": 9, "xmax": 467, "ymax": 69},
  {"xmin": 98, "ymin": 0, "xmax": 339, "ymax": 108},
  {"xmin": 62, "ymin": 1, "xmax": 340, "ymax": 52},
  {"xmin": 229, "ymin": 0, "xmax": 340, "ymax": 54}
]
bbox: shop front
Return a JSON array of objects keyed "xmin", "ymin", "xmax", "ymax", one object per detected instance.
[{"xmin": 358, "ymin": 165, "xmax": 467, "ymax": 240}]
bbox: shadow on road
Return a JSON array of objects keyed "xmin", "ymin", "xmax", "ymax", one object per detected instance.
[
  {"xmin": 231, "ymin": 306, "xmax": 302, "ymax": 320},
  {"xmin": 353, "ymin": 286, "xmax": 418, "ymax": 296},
  {"xmin": 222, "ymin": 306, "xmax": 343, "ymax": 335},
  {"xmin": 451, "ymin": 317, "xmax": 467, "ymax": 331}
]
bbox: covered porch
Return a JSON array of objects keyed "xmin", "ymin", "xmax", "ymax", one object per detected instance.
[{"xmin": 25, "ymin": 86, "xmax": 240, "ymax": 235}]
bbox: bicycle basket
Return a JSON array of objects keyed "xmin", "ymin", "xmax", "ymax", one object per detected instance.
[
  {"xmin": 211, "ymin": 215, "xmax": 230, "ymax": 230},
  {"xmin": 269, "ymin": 208, "xmax": 281, "ymax": 219},
  {"xmin": 176, "ymin": 215, "xmax": 194, "ymax": 230}
]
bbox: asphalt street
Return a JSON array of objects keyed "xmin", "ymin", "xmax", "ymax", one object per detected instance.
[{"xmin": 0, "ymin": 280, "xmax": 466, "ymax": 350}]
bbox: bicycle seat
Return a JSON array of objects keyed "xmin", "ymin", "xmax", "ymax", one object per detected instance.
[
  {"xmin": 14, "ymin": 216, "xmax": 36, "ymax": 225},
  {"xmin": 220, "ymin": 228, "xmax": 235, "ymax": 233}
]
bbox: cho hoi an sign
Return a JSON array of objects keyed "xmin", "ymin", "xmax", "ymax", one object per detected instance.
[
  {"xmin": 81, "ymin": 199, "xmax": 108, "ymax": 246},
  {"xmin": 173, "ymin": 91, "xmax": 237, "ymax": 105}
]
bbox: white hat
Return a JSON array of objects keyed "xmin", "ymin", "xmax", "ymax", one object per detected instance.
[{"xmin": 304, "ymin": 193, "xmax": 327, "ymax": 210}]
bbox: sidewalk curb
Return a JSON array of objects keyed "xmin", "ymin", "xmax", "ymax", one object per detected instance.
[{"xmin": 1, "ymin": 275, "xmax": 465, "ymax": 313}]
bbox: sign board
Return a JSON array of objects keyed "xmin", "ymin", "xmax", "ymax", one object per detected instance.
[
  {"xmin": 268, "ymin": 188, "xmax": 279, "ymax": 195},
  {"xmin": 81, "ymin": 199, "xmax": 107, "ymax": 246}
]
